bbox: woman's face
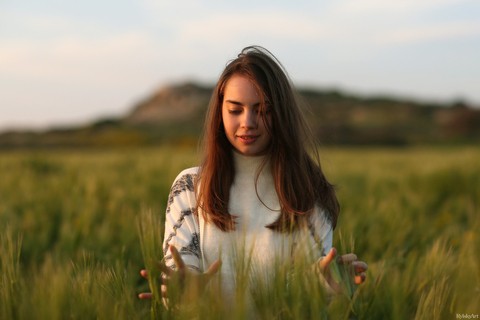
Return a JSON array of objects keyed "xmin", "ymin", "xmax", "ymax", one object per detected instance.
[{"xmin": 222, "ymin": 74, "xmax": 272, "ymax": 156}]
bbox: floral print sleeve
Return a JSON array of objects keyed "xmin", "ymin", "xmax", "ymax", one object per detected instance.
[{"xmin": 162, "ymin": 167, "xmax": 202, "ymax": 273}]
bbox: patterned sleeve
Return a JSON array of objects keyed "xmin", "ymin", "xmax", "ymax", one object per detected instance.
[
  {"xmin": 307, "ymin": 206, "xmax": 333, "ymax": 260},
  {"xmin": 306, "ymin": 207, "xmax": 335, "ymax": 294},
  {"xmin": 163, "ymin": 167, "xmax": 202, "ymax": 273}
]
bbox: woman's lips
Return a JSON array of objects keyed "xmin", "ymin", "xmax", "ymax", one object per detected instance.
[{"xmin": 237, "ymin": 135, "xmax": 259, "ymax": 144}]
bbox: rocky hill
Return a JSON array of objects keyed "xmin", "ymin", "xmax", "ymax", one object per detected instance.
[
  {"xmin": 1, "ymin": 82, "xmax": 479, "ymax": 149},
  {"xmin": 125, "ymin": 82, "xmax": 211, "ymax": 124}
]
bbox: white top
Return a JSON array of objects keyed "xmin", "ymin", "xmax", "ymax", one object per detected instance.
[{"xmin": 162, "ymin": 151, "xmax": 333, "ymax": 304}]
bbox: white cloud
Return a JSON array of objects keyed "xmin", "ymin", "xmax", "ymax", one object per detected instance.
[
  {"xmin": 1, "ymin": 0, "xmax": 480, "ymax": 130},
  {"xmin": 0, "ymin": 29, "xmax": 168, "ymax": 129},
  {"xmin": 0, "ymin": 31, "xmax": 160, "ymax": 83},
  {"xmin": 176, "ymin": 12, "xmax": 328, "ymax": 44},
  {"xmin": 308, "ymin": 0, "xmax": 480, "ymax": 47},
  {"xmin": 333, "ymin": 0, "xmax": 471, "ymax": 15},
  {"xmin": 376, "ymin": 20, "xmax": 480, "ymax": 44}
]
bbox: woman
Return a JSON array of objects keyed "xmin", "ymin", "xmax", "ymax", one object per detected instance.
[{"xmin": 139, "ymin": 46, "xmax": 367, "ymax": 307}]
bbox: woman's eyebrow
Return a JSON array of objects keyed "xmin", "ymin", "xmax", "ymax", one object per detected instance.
[
  {"xmin": 225, "ymin": 99, "xmax": 243, "ymax": 106},
  {"xmin": 225, "ymin": 99, "xmax": 261, "ymax": 107}
]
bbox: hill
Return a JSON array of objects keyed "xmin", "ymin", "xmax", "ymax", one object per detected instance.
[{"xmin": 1, "ymin": 82, "xmax": 479, "ymax": 149}]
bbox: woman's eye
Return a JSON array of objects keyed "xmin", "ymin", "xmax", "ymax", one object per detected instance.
[
  {"xmin": 256, "ymin": 108, "xmax": 270, "ymax": 115},
  {"xmin": 228, "ymin": 109, "xmax": 242, "ymax": 115}
]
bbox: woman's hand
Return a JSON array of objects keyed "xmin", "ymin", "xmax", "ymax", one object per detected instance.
[
  {"xmin": 317, "ymin": 247, "xmax": 368, "ymax": 294},
  {"xmin": 138, "ymin": 245, "xmax": 221, "ymax": 300}
]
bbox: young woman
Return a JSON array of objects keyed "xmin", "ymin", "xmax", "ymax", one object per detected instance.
[{"xmin": 139, "ymin": 46, "xmax": 367, "ymax": 305}]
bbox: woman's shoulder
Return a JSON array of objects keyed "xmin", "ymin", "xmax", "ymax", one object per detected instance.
[
  {"xmin": 174, "ymin": 167, "xmax": 200, "ymax": 180},
  {"xmin": 309, "ymin": 206, "xmax": 333, "ymax": 231},
  {"xmin": 166, "ymin": 167, "xmax": 200, "ymax": 207},
  {"xmin": 169, "ymin": 167, "xmax": 200, "ymax": 190}
]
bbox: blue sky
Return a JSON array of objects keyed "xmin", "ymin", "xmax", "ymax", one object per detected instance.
[{"xmin": 1, "ymin": 0, "xmax": 479, "ymax": 130}]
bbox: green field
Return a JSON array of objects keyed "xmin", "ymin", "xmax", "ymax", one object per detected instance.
[{"xmin": 0, "ymin": 146, "xmax": 479, "ymax": 319}]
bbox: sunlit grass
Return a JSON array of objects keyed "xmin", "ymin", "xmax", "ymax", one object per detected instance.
[{"xmin": 0, "ymin": 146, "xmax": 478, "ymax": 318}]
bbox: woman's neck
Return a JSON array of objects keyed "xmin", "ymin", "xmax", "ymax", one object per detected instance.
[{"xmin": 232, "ymin": 150, "xmax": 269, "ymax": 176}]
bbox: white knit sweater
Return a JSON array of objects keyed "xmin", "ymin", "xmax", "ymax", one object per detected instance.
[{"xmin": 163, "ymin": 152, "xmax": 333, "ymax": 303}]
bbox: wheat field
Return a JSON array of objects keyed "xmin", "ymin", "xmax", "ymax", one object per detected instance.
[{"xmin": 0, "ymin": 146, "xmax": 478, "ymax": 319}]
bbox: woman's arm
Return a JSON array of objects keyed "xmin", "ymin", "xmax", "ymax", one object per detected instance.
[
  {"xmin": 139, "ymin": 169, "xmax": 221, "ymax": 300},
  {"xmin": 309, "ymin": 208, "xmax": 368, "ymax": 294},
  {"xmin": 163, "ymin": 170, "xmax": 202, "ymax": 272},
  {"xmin": 139, "ymin": 245, "xmax": 221, "ymax": 300}
]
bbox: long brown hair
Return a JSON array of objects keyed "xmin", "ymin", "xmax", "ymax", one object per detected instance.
[{"xmin": 196, "ymin": 46, "xmax": 339, "ymax": 232}]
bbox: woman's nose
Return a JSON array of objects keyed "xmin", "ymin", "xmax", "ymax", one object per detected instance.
[{"xmin": 242, "ymin": 110, "xmax": 258, "ymax": 129}]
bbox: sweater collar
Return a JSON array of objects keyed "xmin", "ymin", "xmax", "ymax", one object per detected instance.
[{"xmin": 232, "ymin": 150, "xmax": 269, "ymax": 176}]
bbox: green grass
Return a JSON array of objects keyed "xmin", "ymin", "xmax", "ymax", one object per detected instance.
[{"xmin": 0, "ymin": 146, "xmax": 478, "ymax": 319}]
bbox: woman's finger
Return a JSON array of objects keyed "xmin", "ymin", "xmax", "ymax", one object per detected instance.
[
  {"xmin": 318, "ymin": 247, "xmax": 337, "ymax": 270},
  {"xmin": 205, "ymin": 259, "xmax": 222, "ymax": 277},
  {"xmin": 169, "ymin": 245, "xmax": 186, "ymax": 271},
  {"xmin": 158, "ymin": 263, "xmax": 173, "ymax": 276},
  {"xmin": 338, "ymin": 253, "xmax": 357, "ymax": 264},
  {"xmin": 160, "ymin": 272, "xmax": 170, "ymax": 285},
  {"xmin": 138, "ymin": 292, "xmax": 152, "ymax": 299},
  {"xmin": 140, "ymin": 269, "xmax": 148, "ymax": 279},
  {"xmin": 353, "ymin": 261, "xmax": 368, "ymax": 273},
  {"xmin": 160, "ymin": 285, "xmax": 168, "ymax": 298},
  {"xmin": 354, "ymin": 272, "xmax": 366, "ymax": 285}
]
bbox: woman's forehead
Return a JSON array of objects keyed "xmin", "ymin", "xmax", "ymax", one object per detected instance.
[{"xmin": 223, "ymin": 75, "xmax": 262, "ymax": 102}]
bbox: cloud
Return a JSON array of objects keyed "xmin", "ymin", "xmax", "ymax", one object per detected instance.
[
  {"xmin": 0, "ymin": 33, "xmax": 156, "ymax": 84},
  {"xmin": 376, "ymin": 21, "xmax": 480, "ymax": 44},
  {"xmin": 333, "ymin": 0, "xmax": 471, "ymax": 15},
  {"xmin": 0, "ymin": 26, "xmax": 167, "ymax": 128},
  {"xmin": 1, "ymin": 0, "xmax": 479, "ymax": 129},
  {"xmin": 308, "ymin": 0, "xmax": 480, "ymax": 46},
  {"xmin": 176, "ymin": 12, "xmax": 328, "ymax": 44}
]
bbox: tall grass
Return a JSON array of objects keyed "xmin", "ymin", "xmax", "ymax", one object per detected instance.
[
  {"xmin": 0, "ymin": 228, "xmax": 22, "ymax": 319},
  {"xmin": 0, "ymin": 146, "xmax": 478, "ymax": 318},
  {"xmin": 137, "ymin": 209, "xmax": 164, "ymax": 319}
]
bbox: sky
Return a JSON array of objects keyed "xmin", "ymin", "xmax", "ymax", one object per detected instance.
[{"xmin": 1, "ymin": 0, "xmax": 479, "ymax": 130}]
